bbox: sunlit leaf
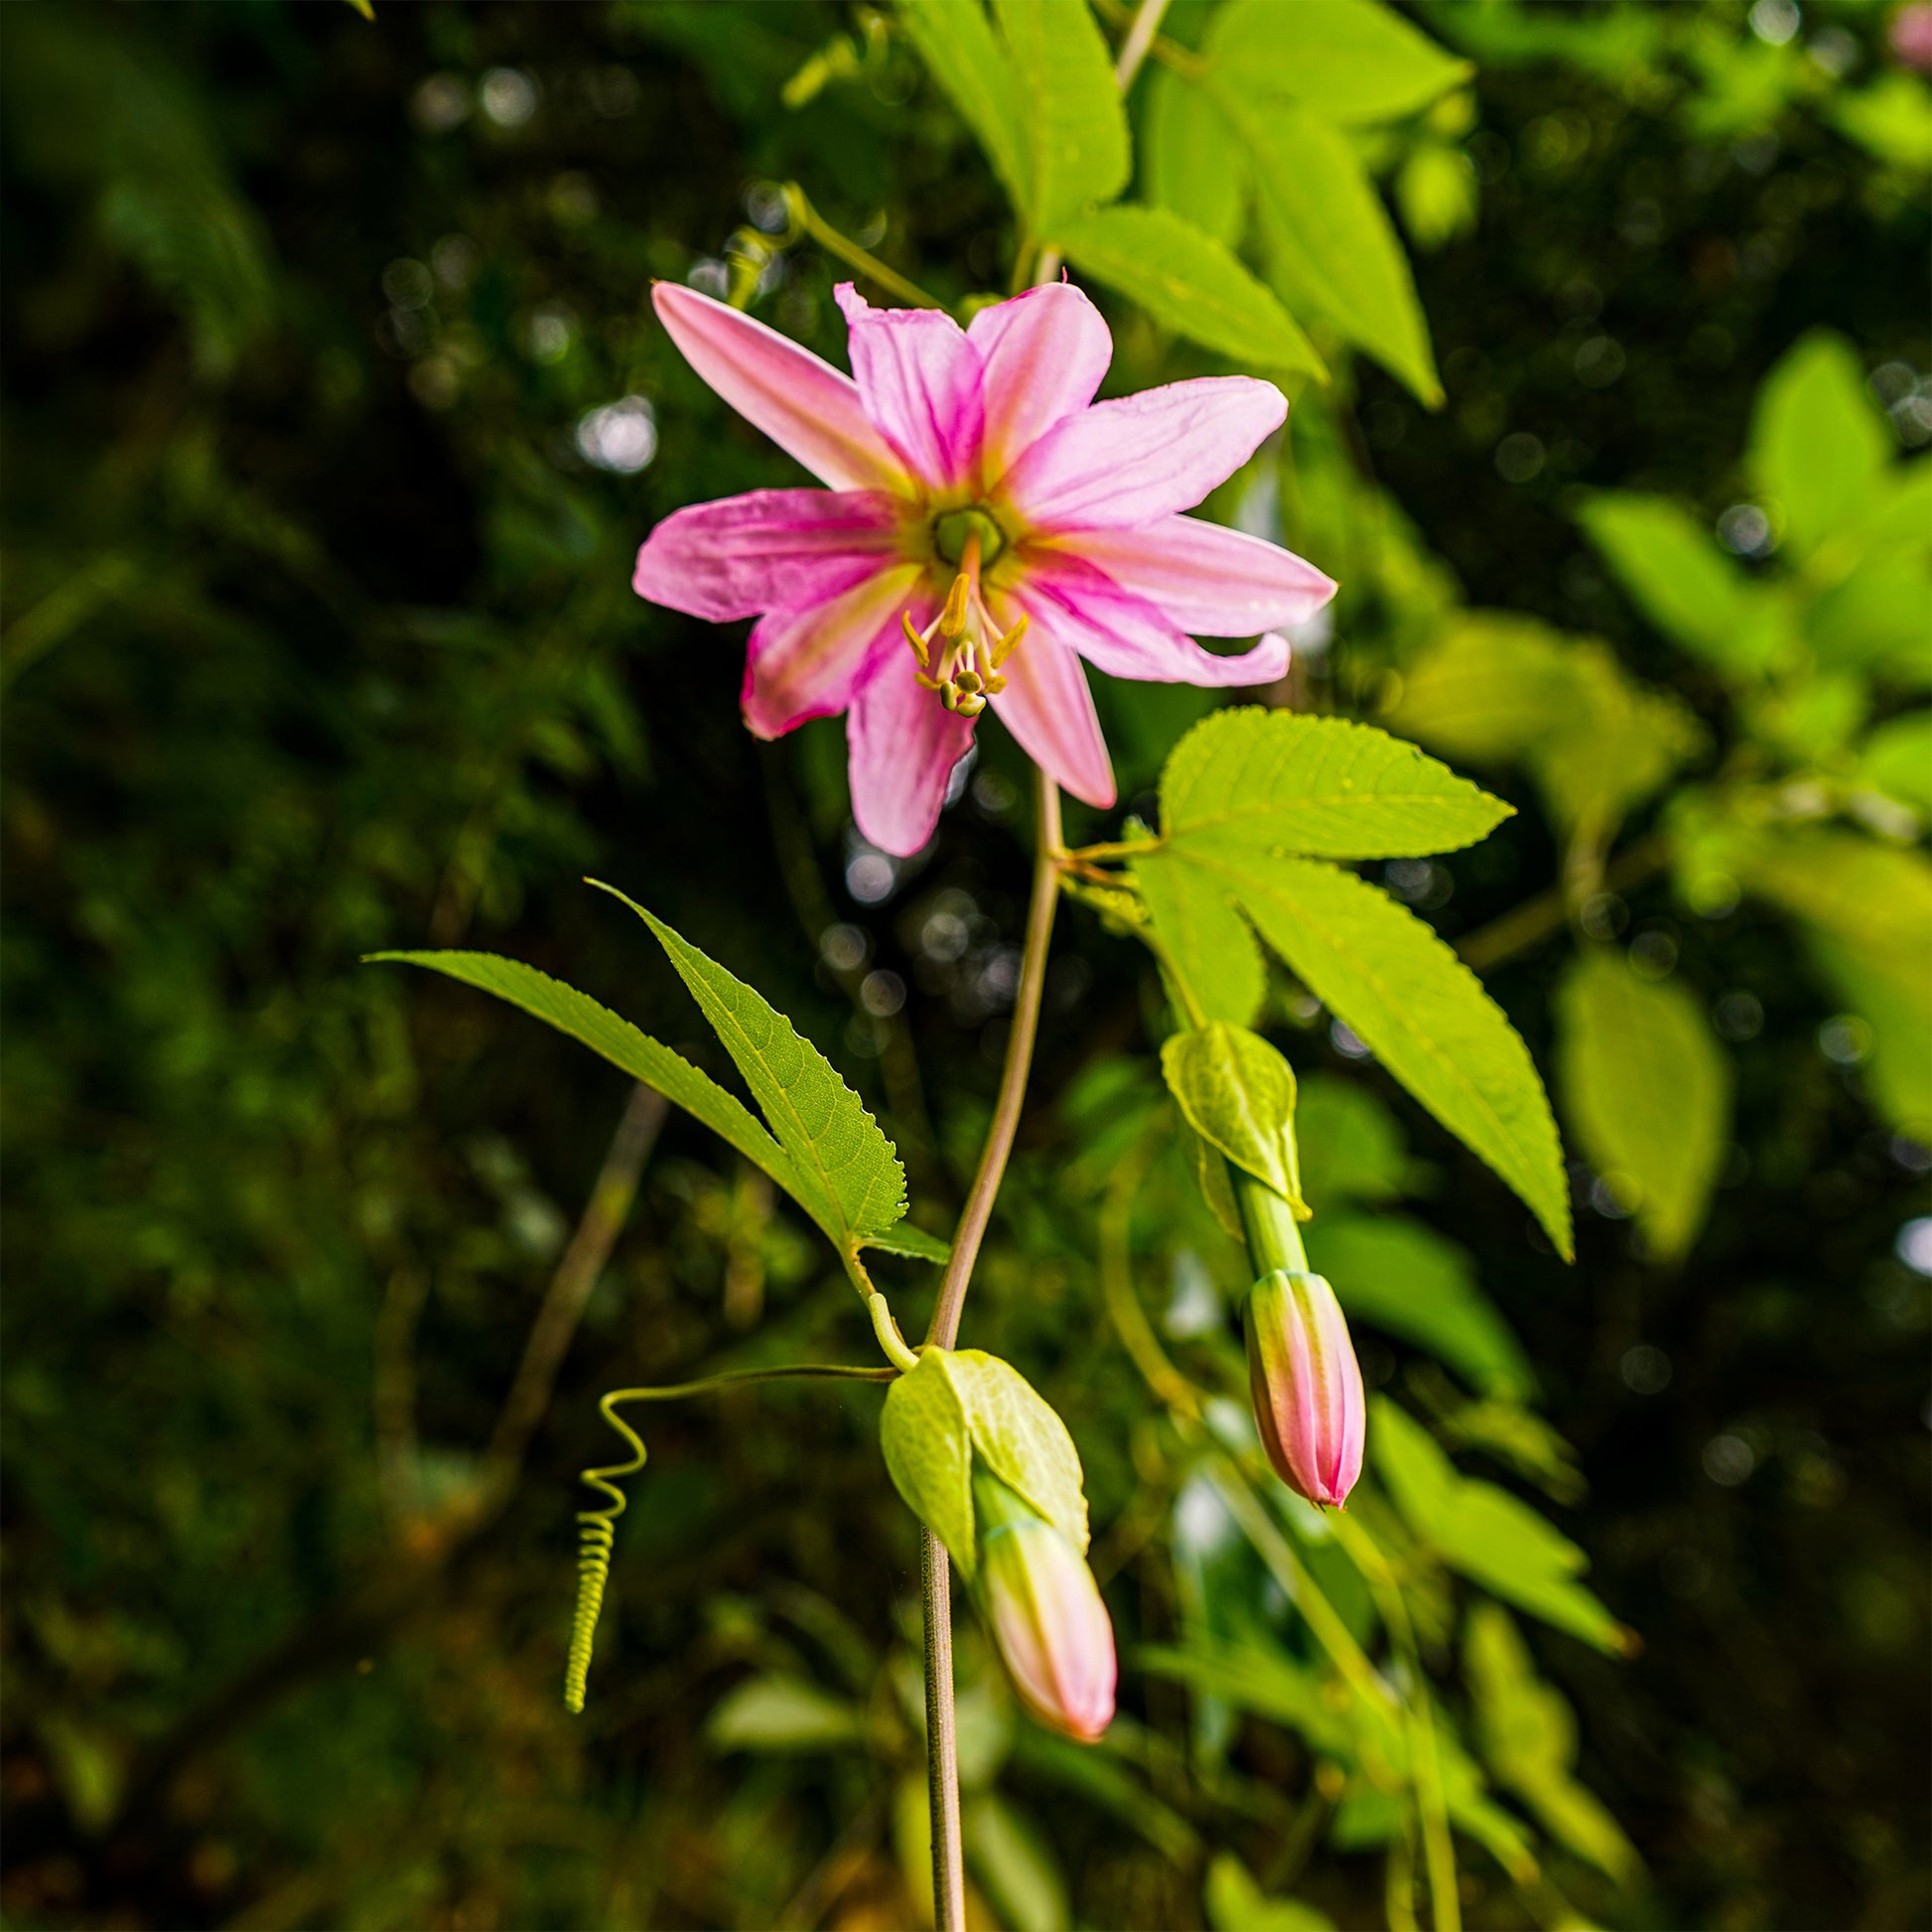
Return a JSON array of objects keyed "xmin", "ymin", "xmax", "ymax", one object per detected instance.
[
  {"xmin": 898, "ymin": 0, "xmax": 1031, "ymax": 213},
  {"xmin": 1203, "ymin": 0, "xmax": 1472, "ymax": 126},
  {"xmin": 1750, "ymin": 331, "xmax": 1892, "ymax": 560},
  {"xmin": 1160, "ymin": 708, "xmax": 1511, "ymax": 860},
  {"xmin": 1220, "ymin": 91, "xmax": 1441, "ymax": 404},
  {"xmin": 1053, "ymin": 204, "xmax": 1322, "ymax": 377},
  {"xmin": 1857, "ymin": 711, "xmax": 1932, "ymax": 816},
  {"xmin": 879, "ymin": 1348, "xmax": 977, "ymax": 1576},
  {"xmin": 1132, "ymin": 845, "xmax": 1267, "ymax": 1029},
  {"xmin": 1145, "ymin": 68, "xmax": 1248, "ymax": 247},
  {"xmin": 995, "ymin": 0, "xmax": 1129, "ymax": 234},
  {"xmin": 1161, "ymin": 1023, "xmax": 1306, "ymax": 1210},
  {"xmin": 708, "ymin": 1677, "xmax": 867, "ymax": 1752},
  {"xmin": 1556, "ymin": 948, "xmax": 1731, "ymax": 1261}
]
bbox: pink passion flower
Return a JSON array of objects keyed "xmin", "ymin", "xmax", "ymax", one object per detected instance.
[{"xmin": 633, "ymin": 281, "xmax": 1337, "ymax": 856}]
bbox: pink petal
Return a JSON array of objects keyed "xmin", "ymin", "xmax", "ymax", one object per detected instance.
[
  {"xmin": 743, "ymin": 562, "xmax": 924, "ymax": 740},
  {"xmin": 633, "ymin": 489, "xmax": 906, "ymax": 621},
  {"xmin": 966, "ymin": 283, "xmax": 1113, "ymax": 483},
  {"xmin": 653, "ymin": 283, "xmax": 903, "ymax": 491},
  {"xmin": 999, "ymin": 377, "xmax": 1287, "ymax": 531},
  {"xmin": 846, "ymin": 647, "xmax": 976, "ymax": 857},
  {"xmin": 836, "ymin": 285, "xmax": 984, "ymax": 493},
  {"xmin": 1058, "ymin": 516, "xmax": 1337, "ymax": 636},
  {"xmin": 985, "ymin": 586, "xmax": 1116, "ymax": 808},
  {"xmin": 1021, "ymin": 551, "xmax": 1291, "ymax": 687}
]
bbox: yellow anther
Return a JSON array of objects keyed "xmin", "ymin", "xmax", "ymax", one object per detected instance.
[
  {"xmin": 940, "ymin": 684, "xmax": 960, "ymax": 711},
  {"xmin": 900, "ymin": 611, "xmax": 929, "ymax": 667},
  {"xmin": 983, "ymin": 673, "xmax": 1008, "ymax": 695},
  {"xmin": 955, "ymin": 669, "xmax": 983, "ymax": 695},
  {"xmin": 956, "ymin": 693, "xmax": 986, "ymax": 717},
  {"xmin": 992, "ymin": 613, "xmax": 1030, "ymax": 668},
  {"xmin": 938, "ymin": 571, "xmax": 973, "ymax": 642},
  {"xmin": 913, "ymin": 672, "xmax": 943, "ymax": 692}
]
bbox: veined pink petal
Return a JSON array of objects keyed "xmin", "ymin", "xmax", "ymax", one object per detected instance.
[
  {"xmin": 985, "ymin": 587, "xmax": 1116, "ymax": 808},
  {"xmin": 999, "ymin": 377, "xmax": 1287, "ymax": 531},
  {"xmin": 1057, "ymin": 517, "xmax": 1337, "ymax": 636},
  {"xmin": 653, "ymin": 283, "xmax": 903, "ymax": 491},
  {"xmin": 965, "ymin": 283, "xmax": 1113, "ymax": 483},
  {"xmin": 846, "ymin": 644, "xmax": 976, "ymax": 857},
  {"xmin": 743, "ymin": 563, "xmax": 923, "ymax": 740},
  {"xmin": 1021, "ymin": 551, "xmax": 1291, "ymax": 688},
  {"xmin": 835, "ymin": 285, "xmax": 984, "ymax": 493},
  {"xmin": 633, "ymin": 489, "xmax": 905, "ymax": 621}
]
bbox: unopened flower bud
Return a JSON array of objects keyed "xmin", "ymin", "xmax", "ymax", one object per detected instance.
[
  {"xmin": 1244, "ymin": 1269, "xmax": 1365, "ymax": 1508},
  {"xmin": 971, "ymin": 1470, "xmax": 1116, "ymax": 1742}
]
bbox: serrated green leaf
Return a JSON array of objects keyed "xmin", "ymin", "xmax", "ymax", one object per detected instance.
[
  {"xmin": 1054, "ymin": 205, "xmax": 1323, "ymax": 378},
  {"xmin": 1145, "ymin": 68, "xmax": 1248, "ymax": 247},
  {"xmin": 595, "ymin": 883, "xmax": 907, "ymax": 1246},
  {"xmin": 368, "ymin": 949, "xmax": 801, "ymax": 1204},
  {"xmin": 862, "ymin": 1223, "xmax": 953, "ymax": 1265},
  {"xmin": 1372, "ymin": 1403, "xmax": 1623, "ymax": 1652},
  {"xmin": 1223, "ymin": 91, "xmax": 1441, "ymax": 405},
  {"xmin": 1203, "ymin": 0, "xmax": 1472, "ymax": 126},
  {"xmin": 708, "ymin": 1677, "xmax": 867, "ymax": 1752},
  {"xmin": 1305, "ymin": 1213, "xmax": 1532, "ymax": 1399},
  {"xmin": 1177, "ymin": 854, "xmax": 1571, "ymax": 1256},
  {"xmin": 995, "ymin": 0, "xmax": 1129, "ymax": 234},
  {"xmin": 899, "ymin": 0, "xmax": 1031, "ymax": 213},
  {"xmin": 1556, "ymin": 949, "xmax": 1731, "ymax": 1262},
  {"xmin": 880, "ymin": 1349, "xmax": 976, "ymax": 1577},
  {"xmin": 1161, "ymin": 1024, "xmax": 1306, "ymax": 1211},
  {"xmin": 1132, "ymin": 845, "xmax": 1266, "ymax": 1029},
  {"xmin": 1160, "ymin": 708, "xmax": 1511, "ymax": 859},
  {"xmin": 949, "ymin": 1350, "xmax": 1089, "ymax": 1552},
  {"xmin": 1579, "ymin": 492, "xmax": 1786, "ymax": 677},
  {"xmin": 1751, "ymin": 331, "xmax": 1891, "ymax": 560},
  {"xmin": 1465, "ymin": 1604, "xmax": 1642, "ymax": 1883}
]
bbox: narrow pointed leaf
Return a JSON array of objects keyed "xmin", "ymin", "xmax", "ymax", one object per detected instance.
[
  {"xmin": 995, "ymin": 0, "xmax": 1129, "ymax": 233},
  {"xmin": 1133, "ymin": 845, "xmax": 1266, "ymax": 1028},
  {"xmin": 370, "ymin": 949, "xmax": 801, "ymax": 1203},
  {"xmin": 593, "ymin": 883, "xmax": 907, "ymax": 1244},
  {"xmin": 1203, "ymin": 0, "xmax": 1472, "ymax": 126},
  {"xmin": 1145, "ymin": 69, "xmax": 1248, "ymax": 247},
  {"xmin": 899, "ymin": 0, "xmax": 1032, "ymax": 214}
]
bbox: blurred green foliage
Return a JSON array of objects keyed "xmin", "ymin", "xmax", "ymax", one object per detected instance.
[{"xmin": 2, "ymin": 3, "xmax": 1928, "ymax": 1929}]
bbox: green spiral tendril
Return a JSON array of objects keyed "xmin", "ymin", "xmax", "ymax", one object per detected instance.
[{"xmin": 564, "ymin": 1363, "xmax": 896, "ymax": 1715}]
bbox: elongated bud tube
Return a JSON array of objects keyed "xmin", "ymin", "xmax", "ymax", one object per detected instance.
[
  {"xmin": 971, "ymin": 1470, "xmax": 1116, "ymax": 1742},
  {"xmin": 1244, "ymin": 1268, "xmax": 1366, "ymax": 1507}
]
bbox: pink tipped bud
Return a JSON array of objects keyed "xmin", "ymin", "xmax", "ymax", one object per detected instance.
[
  {"xmin": 1244, "ymin": 1269, "xmax": 1366, "ymax": 1508},
  {"xmin": 972, "ymin": 1472, "xmax": 1116, "ymax": 1742}
]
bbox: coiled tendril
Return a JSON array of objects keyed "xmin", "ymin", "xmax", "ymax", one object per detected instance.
[{"xmin": 564, "ymin": 1363, "xmax": 897, "ymax": 1714}]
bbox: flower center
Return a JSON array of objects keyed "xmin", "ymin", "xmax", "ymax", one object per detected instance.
[
  {"xmin": 931, "ymin": 506, "xmax": 1008, "ymax": 570},
  {"xmin": 900, "ymin": 521, "xmax": 1028, "ymax": 718}
]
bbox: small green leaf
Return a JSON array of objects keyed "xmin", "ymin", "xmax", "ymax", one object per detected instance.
[
  {"xmin": 596, "ymin": 883, "xmax": 907, "ymax": 1245},
  {"xmin": 995, "ymin": 0, "xmax": 1129, "ymax": 234},
  {"xmin": 1195, "ymin": 856, "xmax": 1572, "ymax": 1257},
  {"xmin": 899, "ymin": 0, "xmax": 1031, "ymax": 213},
  {"xmin": 1372, "ymin": 1403, "xmax": 1624, "ymax": 1653},
  {"xmin": 1204, "ymin": 1851, "xmax": 1337, "ymax": 1932},
  {"xmin": 1750, "ymin": 331, "xmax": 1892, "ymax": 560},
  {"xmin": 1052, "ymin": 205, "xmax": 1322, "ymax": 377},
  {"xmin": 1160, "ymin": 708, "xmax": 1512, "ymax": 859},
  {"xmin": 1396, "ymin": 141, "xmax": 1479, "ymax": 251},
  {"xmin": 880, "ymin": 1350, "xmax": 976, "ymax": 1577},
  {"xmin": 1858, "ymin": 711, "xmax": 1932, "ymax": 816},
  {"xmin": 1556, "ymin": 949, "xmax": 1731, "ymax": 1262},
  {"xmin": 1807, "ymin": 560, "xmax": 1932, "ymax": 688},
  {"xmin": 1203, "ymin": 0, "xmax": 1472, "ymax": 125},
  {"xmin": 708, "ymin": 1677, "xmax": 867, "ymax": 1752},
  {"xmin": 1132, "ymin": 845, "xmax": 1267, "ymax": 1029},
  {"xmin": 1178, "ymin": 1119, "xmax": 1246, "ymax": 1241},
  {"xmin": 1145, "ymin": 68, "xmax": 1248, "ymax": 247},
  {"xmin": 948, "ymin": 1350, "xmax": 1089, "ymax": 1552},
  {"xmin": 1579, "ymin": 492, "xmax": 1785, "ymax": 677},
  {"xmin": 1305, "ymin": 1214, "xmax": 1532, "ymax": 1400},
  {"xmin": 862, "ymin": 1223, "xmax": 953, "ymax": 1265},
  {"xmin": 965, "ymin": 1794, "xmax": 1070, "ymax": 1932},
  {"xmin": 369, "ymin": 949, "xmax": 801, "ymax": 1204},
  {"xmin": 1832, "ymin": 70, "xmax": 1932, "ymax": 174},
  {"xmin": 1222, "ymin": 91, "xmax": 1441, "ymax": 404},
  {"xmin": 1161, "ymin": 1024, "xmax": 1306, "ymax": 1212},
  {"xmin": 1465, "ymin": 1604, "xmax": 1642, "ymax": 1883}
]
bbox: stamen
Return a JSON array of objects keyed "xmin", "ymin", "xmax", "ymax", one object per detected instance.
[
  {"xmin": 992, "ymin": 614, "xmax": 1029, "ymax": 668},
  {"xmin": 938, "ymin": 571, "xmax": 972, "ymax": 642},
  {"xmin": 900, "ymin": 611, "xmax": 929, "ymax": 668}
]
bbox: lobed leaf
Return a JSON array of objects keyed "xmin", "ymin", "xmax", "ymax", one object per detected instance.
[
  {"xmin": 368, "ymin": 949, "xmax": 801, "ymax": 1205},
  {"xmin": 1161, "ymin": 708, "xmax": 1511, "ymax": 859},
  {"xmin": 1556, "ymin": 948, "xmax": 1731, "ymax": 1262},
  {"xmin": 1053, "ymin": 205, "xmax": 1322, "ymax": 378},
  {"xmin": 596, "ymin": 883, "xmax": 907, "ymax": 1245}
]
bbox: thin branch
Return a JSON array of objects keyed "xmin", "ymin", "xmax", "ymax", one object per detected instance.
[{"xmin": 782, "ymin": 183, "xmax": 946, "ymax": 312}]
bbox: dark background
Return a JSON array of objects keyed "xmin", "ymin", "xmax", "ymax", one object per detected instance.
[{"xmin": 3, "ymin": 4, "xmax": 1927, "ymax": 1928}]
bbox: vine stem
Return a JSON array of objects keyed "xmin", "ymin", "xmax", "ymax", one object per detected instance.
[{"xmin": 921, "ymin": 766, "xmax": 1062, "ymax": 1932}]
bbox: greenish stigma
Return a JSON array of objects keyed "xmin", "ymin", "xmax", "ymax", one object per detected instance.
[{"xmin": 932, "ymin": 506, "xmax": 1007, "ymax": 569}]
